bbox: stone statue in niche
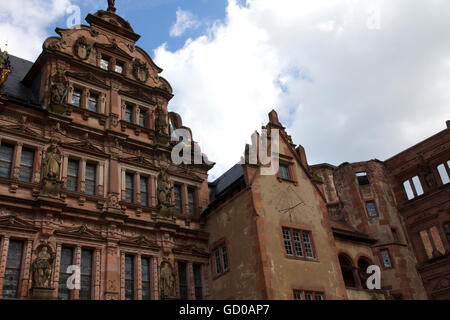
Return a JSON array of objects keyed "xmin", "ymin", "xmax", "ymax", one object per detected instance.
[
  {"xmin": 73, "ymin": 36, "xmax": 91, "ymax": 60},
  {"xmin": 157, "ymin": 165, "xmax": 174, "ymax": 218},
  {"xmin": 155, "ymin": 104, "xmax": 167, "ymax": 135},
  {"xmin": 32, "ymin": 245, "xmax": 55, "ymax": 289},
  {"xmin": 49, "ymin": 66, "xmax": 69, "ymax": 114},
  {"xmin": 132, "ymin": 59, "xmax": 149, "ymax": 83},
  {"xmin": 160, "ymin": 261, "xmax": 176, "ymax": 299},
  {"xmin": 41, "ymin": 137, "xmax": 63, "ymax": 197}
]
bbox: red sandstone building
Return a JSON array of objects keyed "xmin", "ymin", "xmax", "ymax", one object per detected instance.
[
  {"xmin": 0, "ymin": 2, "xmax": 448, "ymax": 301},
  {"xmin": 0, "ymin": 3, "xmax": 213, "ymax": 300}
]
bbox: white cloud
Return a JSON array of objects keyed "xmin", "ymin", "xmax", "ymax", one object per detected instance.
[
  {"xmin": 0, "ymin": 0, "xmax": 77, "ymax": 61},
  {"xmin": 169, "ymin": 8, "xmax": 201, "ymax": 37},
  {"xmin": 155, "ymin": 0, "xmax": 450, "ymax": 180}
]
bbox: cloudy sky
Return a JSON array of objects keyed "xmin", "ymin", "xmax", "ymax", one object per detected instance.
[{"xmin": 1, "ymin": 0, "xmax": 449, "ymax": 181}]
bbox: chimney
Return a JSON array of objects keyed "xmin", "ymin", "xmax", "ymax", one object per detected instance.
[{"xmin": 296, "ymin": 145, "xmax": 308, "ymax": 169}]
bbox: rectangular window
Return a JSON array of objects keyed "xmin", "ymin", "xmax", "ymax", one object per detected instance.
[
  {"xmin": 178, "ymin": 262, "xmax": 188, "ymax": 300},
  {"xmin": 115, "ymin": 62, "xmax": 124, "ymax": 74},
  {"xmin": 125, "ymin": 173, "xmax": 134, "ymax": 203},
  {"xmin": 221, "ymin": 246, "xmax": 229, "ymax": 272},
  {"xmin": 392, "ymin": 228, "xmax": 399, "ymax": 242},
  {"xmin": 315, "ymin": 293, "xmax": 324, "ymax": 300},
  {"xmin": 67, "ymin": 159, "xmax": 79, "ymax": 192},
  {"xmin": 420, "ymin": 230, "xmax": 434, "ymax": 259},
  {"xmin": 214, "ymin": 249, "xmax": 222, "ymax": 276},
  {"xmin": 88, "ymin": 94, "xmax": 98, "ymax": 112},
  {"xmin": 403, "ymin": 180, "xmax": 414, "ymax": 200},
  {"xmin": 138, "ymin": 109, "xmax": 146, "ymax": 127},
  {"xmin": 356, "ymin": 172, "xmax": 370, "ymax": 185},
  {"xmin": 283, "ymin": 228, "xmax": 315, "ymax": 259},
  {"xmin": 141, "ymin": 257, "xmax": 151, "ymax": 300},
  {"xmin": 193, "ymin": 264, "xmax": 203, "ymax": 300},
  {"xmin": 188, "ymin": 188, "xmax": 196, "ymax": 216},
  {"xmin": 0, "ymin": 143, "xmax": 14, "ymax": 178},
  {"xmin": 2, "ymin": 240, "xmax": 24, "ymax": 299},
  {"xmin": 380, "ymin": 249, "xmax": 392, "ymax": 268},
  {"xmin": 174, "ymin": 185, "xmax": 182, "ymax": 214},
  {"xmin": 100, "ymin": 58, "xmax": 109, "ymax": 71},
  {"xmin": 58, "ymin": 246, "xmax": 74, "ymax": 300},
  {"xmin": 293, "ymin": 290, "xmax": 324, "ymax": 300},
  {"xmin": 437, "ymin": 164, "xmax": 450, "ymax": 184},
  {"xmin": 283, "ymin": 228, "xmax": 294, "ymax": 256},
  {"xmin": 280, "ymin": 164, "xmax": 291, "ymax": 180},
  {"xmin": 125, "ymin": 255, "xmax": 134, "ymax": 300},
  {"xmin": 71, "ymin": 88, "xmax": 82, "ymax": 107},
  {"xmin": 304, "ymin": 292, "xmax": 314, "ymax": 300},
  {"xmin": 80, "ymin": 249, "xmax": 93, "ymax": 300},
  {"xmin": 412, "ymin": 176, "xmax": 424, "ymax": 196},
  {"xmin": 366, "ymin": 201, "xmax": 378, "ymax": 217},
  {"xmin": 19, "ymin": 148, "xmax": 35, "ymax": 182},
  {"xmin": 302, "ymin": 232, "xmax": 315, "ymax": 258},
  {"xmin": 140, "ymin": 176, "xmax": 149, "ymax": 207},
  {"xmin": 85, "ymin": 163, "xmax": 97, "ymax": 196},
  {"xmin": 125, "ymin": 105, "xmax": 133, "ymax": 123}
]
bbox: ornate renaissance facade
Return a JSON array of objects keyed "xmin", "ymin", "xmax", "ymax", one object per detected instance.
[{"xmin": 0, "ymin": 4, "xmax": 213, "ymax": 300}]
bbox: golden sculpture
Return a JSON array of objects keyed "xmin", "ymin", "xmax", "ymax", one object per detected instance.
[{"xmin": 160, "ymin": 261, "xmax": 175, "ymax": 299}]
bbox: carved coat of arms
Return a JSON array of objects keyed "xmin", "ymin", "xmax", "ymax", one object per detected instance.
[
  {"xmin": 73, "ymin": 36, "xmax": 91, "ymax": 60},
  {"xmin": 132, "ymin": 59, "xmax": 149, "ymax": 82}
]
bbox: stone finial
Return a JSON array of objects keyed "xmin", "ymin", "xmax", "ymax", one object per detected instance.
[{"xmin": 268, "ymin": 109, "xmax": 281, "ymax": 126}]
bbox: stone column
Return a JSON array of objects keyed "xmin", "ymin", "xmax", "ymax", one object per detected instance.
[
  {"xmin": 97, "ymin": 163, "xmax": 104, "ymax": 197},
  {"xmin": 33, "ymin": 147, "xmax": 44, "ymax": 183},
  {"xmin": 80, "ymin": 159, "xmax": 86, "ymax": 193},
  {"xmin": 352, "ymin": 266, "xmax": 363, "ymax": 289},
  {"xmin": 121, "ymin": 168, "xmax": 126, "ymax": 201},
  {"xmin": 20, "ymin": 240, "xmax": 33, "ymax": 298},
  {"xmin": 150, "ymin": 176, "xmax": 156, "ymax": 208},
  {"xmin": 99, "ymin": 93, "xmax": 106, "ymax": 115},
  {"xmin": 12, "ymin": 143, "xmax": 23, "ymax": 180},
  {"xmin": 135, "ymin": 173, "xmax": 141, "ymax": 205},
  {"xmin": 187, "ymin": 262, "xmax": 195, "ymax": 300},
  {"xmin": 0, "ymin": 236, "xmax": 10, "ymax": 299},
  {"xmin": 73, "ymin": 246, "xmax": 82, "ymax": 300},
  {"xmin": 120, "ymin": 252, "xmax": 125, "ymax": 300},
  {"xmin": 182, "ymin": 184, "xmax": 188, "ymax": 215},
  {"xmin": 61, "ymin": 155, "xmax": 68, "ymax": 188},
  {"xmin": 136, "ymin": 255, "xmax": 142, "ymax": 300},
  {"xmin": 94, "ymin": 249, "xmax": 101, "ymax": 300},
  {"xmin": 53, "ymin": 244, "xmax": 62, "ymax": 299},
  {"xmin": 104, "ymin": 244, "xmax": 120, "ymax": 300},
  {"xmin": 153, "ymin": 257, "xmax": 159, "ymax": 300},
  {"xmin": 82, "ymin": 88, "xmax": 90, "ymax": 109}
]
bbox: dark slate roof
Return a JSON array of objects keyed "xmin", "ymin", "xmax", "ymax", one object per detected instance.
[
  {"xmin": 2, "ymin": 54, "xmax": 39, "ymax": 104},
  {"xmin": 209, "ymin": 163, "xmax": 244, "ymax": 200}
]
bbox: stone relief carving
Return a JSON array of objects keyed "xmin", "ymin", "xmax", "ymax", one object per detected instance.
[
  {"xmin": 73, "ymin": 36, "xmax": 91, "ymax": 60},
  {"xmin": 32, "ymin": 245, "xmax": 55, "ymax": 289},
  {"xmin": 132, "ymin": 59, "xmax": 149, "ymax": 83},
  {"xmin": 49, "ymin": 66, "xmax": 69, "ymax": 114},
  {"xmin": 157, "ymin": 165, "xmax": 174, "ymax": 218},
  {"xmin": 160, "ymin": 261, "xmax": 176, "ymax": 300},
  {"xmin": 41, "ymin": 137, "xmax": 63, "ymax": 197}
]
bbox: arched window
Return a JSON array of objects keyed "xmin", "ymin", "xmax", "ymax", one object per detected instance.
[
  {"xmin": 357, "ymin": 257, "xmax": 373, "ymax": 289},
  {"xmin": 339, "ymin": 253, "xmax": 356, "ymax": 288}
]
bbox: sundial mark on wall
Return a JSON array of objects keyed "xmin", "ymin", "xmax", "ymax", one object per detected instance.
[{"xmin": 274, "ymin": 185, "xmax": 306, "ymax": 222}]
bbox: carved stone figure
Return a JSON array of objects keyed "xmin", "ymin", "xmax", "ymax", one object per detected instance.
[
  {"xmin": 73, "ymin": 36, "xmax": 91, "ymax": 60},
  {"xmin": 0, "ymin": 48, "xmax": 11, "ymax": 87},
  {"xmin": 32, "ymin": 245, "xmax": 55, "ymax": 288},
  {"xmin": 41, "ymin": 137, "xmax": 63, "ymax": 197},
  {"xmin": 155, "ymin": 104, "xmax": 168, "ymax": 135},
  {"xmin": 160, "ymin": 261, "xmax": 175, "ymax": 299},
  {"xmin": 49, "ymin": 67, "xmax": 69, "ymax": 114},
  {"xmin": 157, "ymin": 165, "xmax": 174, "ymax": 218}
]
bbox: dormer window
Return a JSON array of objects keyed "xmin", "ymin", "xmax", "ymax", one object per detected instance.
[
  {"xmin": 88, "ymin": 94, "xmax": 98, "ymax": 112},
  {"xmin": 356, "ymin": 172, "xmax": 370, "ymax": 185},
  {"xmin": 71, "ymin": 88, "xmax": 82, "ymax": 107},
  {"xmin": 115, "ymin": 62, "xmax": 124, "ymax": 74},
  {"xmin": 100, "ymin": 57, "xmax": 109, "ymax": 71}
]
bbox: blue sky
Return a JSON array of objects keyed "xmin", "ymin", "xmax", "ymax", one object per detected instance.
[{"xmin": 51, "ymin": 0, "xmax": 228, "ymax": 55}]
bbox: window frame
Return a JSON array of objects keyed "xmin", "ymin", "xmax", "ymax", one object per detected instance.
[
  {"xmin": 87, "ymin": 93, "xmax": 99, "ymax": 113},
  {"xmin": 178, "ymin": 261, "xmax": 188, "ymax": 300},
  {"xmin": 141, "ymin": 256, "xmax": 152, "ymax": 300},
  {"xmin": 379, "ymin": 248, "xmax": 394, "ymax": 270},
  {"xmin": 293, "ymin": 289, "xmax": 325, "ymax": 301},
  {"xmin": 0, "ymin": 142, "xmax": 14, "ymax": 179},
  {"xmin": 71, "ymin": 87, "xmax": 82, "ymax": 107},
  {"xmin": 125, "ymin": 172, "xmax": 134, "ymax": 203},
  {"xmin": 282, "ymin": 227, "xmax": 317, "ymax": 261},
  {"xmin": 173, "ymin": 184, "xmax": 183, "ymax": 214},
  {"xmin": 140, "ymin": 176, "xmax": 149, "ymax": 207},
  {"xmin": 2, "ymin": 239, "xmax": 25, "ymax": 299},
  {"xmin": 124, "ymin": 254, "xmax": 135, "ymax": 300},
  {"xmin": 100, "ymin": 56, "xmax": 110, "ymax": 71},
  {"xmin": 211, "ymin": 241, "xmax": 229, "ymax": 279},
  {"xmin": 79, "ymin": 248, "xmax": 93, "ymax": 300},
  {"xmin": 58, "ymin": 245, "xmax": 75, "ymax": 300},
  {"xmin": 66, "ymin": 159, "xmax": 80, "ymax": 192},
  {"xmin": 187, "ymin": 187, "xmax": 196, "ymax": 216},
  {"xmin": 365, "ymin": 201, "xmax": 378, "ymax": 217},
  {"xmin": 193, "ymin": 263, "xmax": 203, "ymax": 300},
  {"xmin": 84, "ymin": 162, "xmax": 97, "ymax": 196},
  {"xmin": 19, "ymin": 147, "xmax": 35, "ymax": 182}
]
